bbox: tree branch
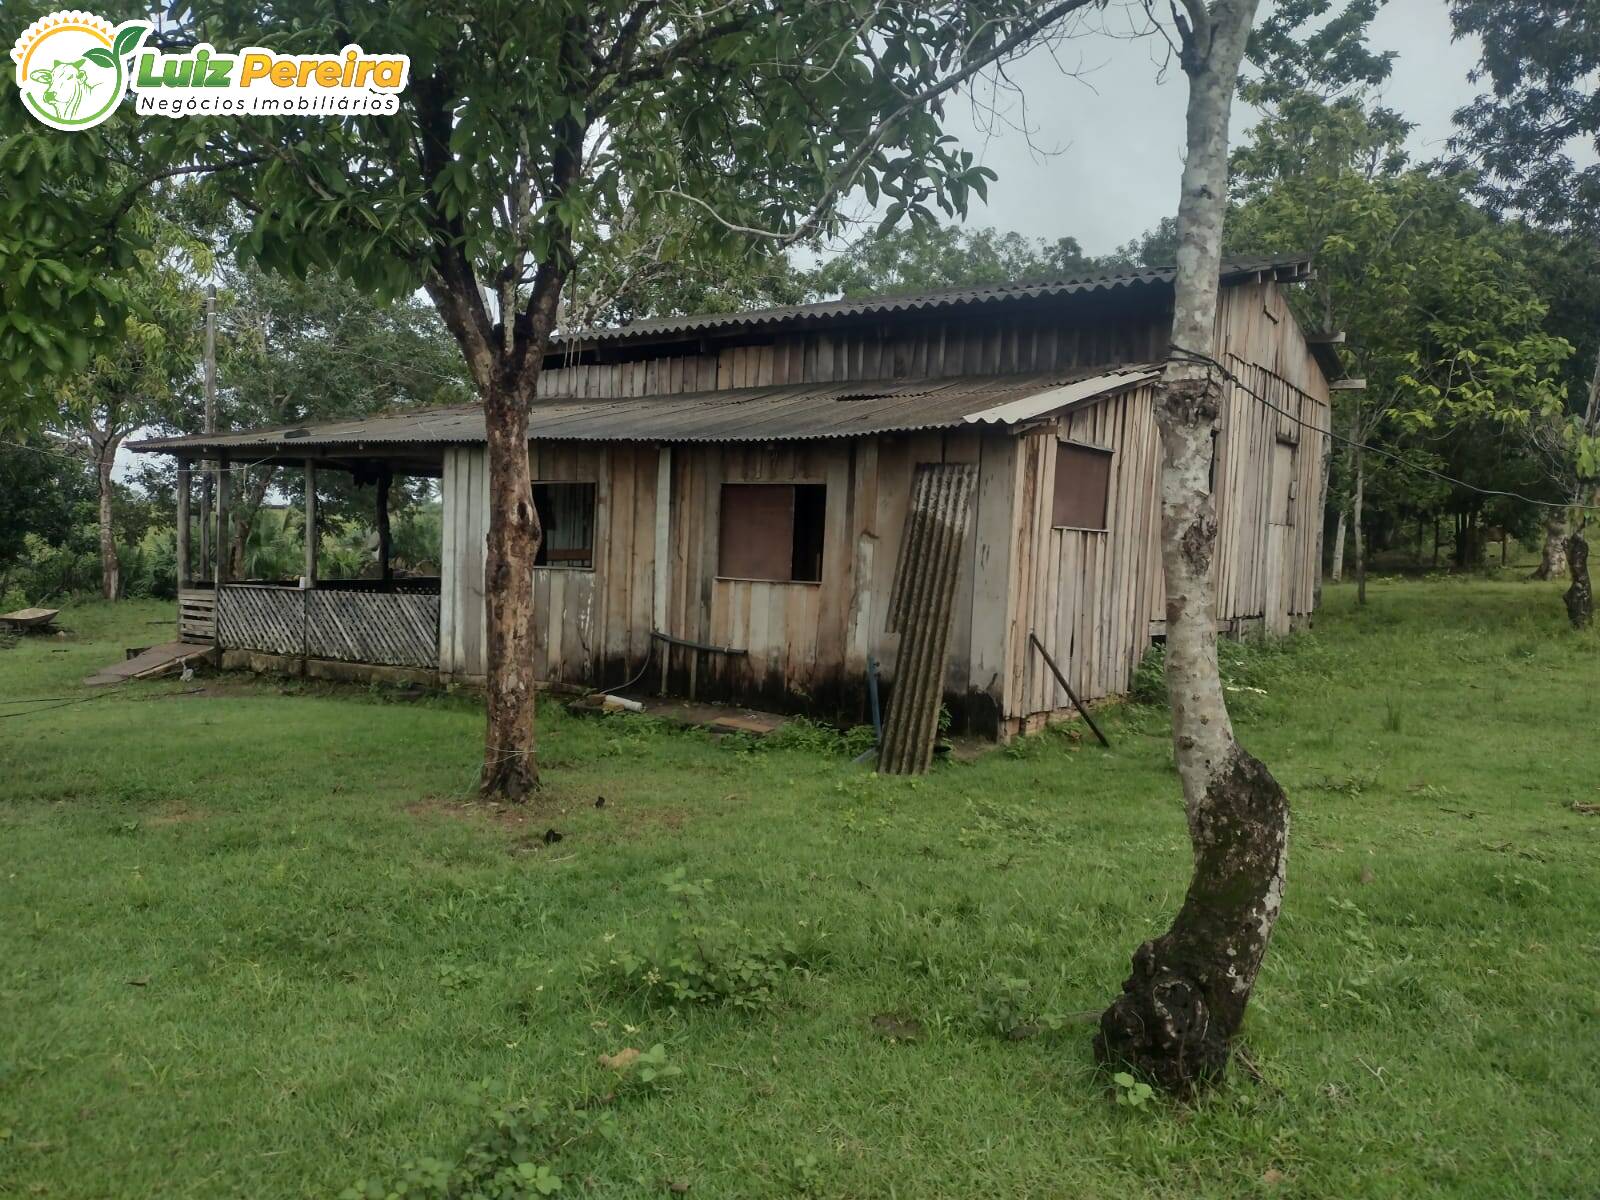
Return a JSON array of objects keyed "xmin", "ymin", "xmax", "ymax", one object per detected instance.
[{"xmin": 655, "ymin": 0, "xmax": 1102, "ymax": 245}]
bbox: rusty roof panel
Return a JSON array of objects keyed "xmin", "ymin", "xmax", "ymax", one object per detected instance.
[{"xmin": 130, "ymin": 365, "xmax": 1159, "ymax": 457}]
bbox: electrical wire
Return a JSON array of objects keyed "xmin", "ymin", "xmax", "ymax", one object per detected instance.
[
  {"xmin": 0, "ymin": 437, "xmax": 276, "ymax": 475},
  {"xmin": 0, "ymin": 687, "xmax": 205, "ymax": 719},
  {"xmin": 1168, "ymin": 345, "xmax": 1597, "ymax": 514}
]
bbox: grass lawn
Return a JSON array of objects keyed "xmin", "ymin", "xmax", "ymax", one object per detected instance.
[{"xmin": 3, "ymin": 578, "xmax": 1598, "ymax": 1198}]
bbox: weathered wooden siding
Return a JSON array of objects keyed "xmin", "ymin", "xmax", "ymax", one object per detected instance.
[
  {"xmin": 1211, "ymin": 282, "xmax": 1330, "ymax": 635},
  {"xmin": 535, "ymin": 309, "xmax": 1169, "ymax": 400},
  {"xmin": 1008, "ymin": 385, "xmax": 1165, "ymax": 719},
  {"xmin": 527, "ymin": 442, "xmax": 658, "ymax": 690},
  {"xmin": 438, "ymin": 431, "xmax": 1016, "ymax": 728},
  {"xmin": 439, "ymin": 442, "xmax": 659, "ymax": 686},
  {"xmin": 439, "ymin": 446, "xmax": 489, "ymax": 680},
  {"xmin": 1007, "ymin": 280, "xmax": 1331, "ymax": 728}
]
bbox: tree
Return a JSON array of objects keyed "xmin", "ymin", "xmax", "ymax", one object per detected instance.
[
  {"xmin": 0, "ymin": 31, "xmax": 154, "ymax": 425},
  {"xmin": 1229, "ymin": 95, "xmax": 1570, "ymax": 596},
  {"xmin": 562, "ymin": 212, "xmax": 809, "ymax": 329},
  {"xmin": 48, "ymin": 217, "xmax": 203, "ymax": 598},
  {"xmin": 1450, "ymin": 1, "xmax": 1600, "ymax": 621},
  {"xmin": 809, "ymin": 223, "xmax": 1097, "ymax": 298},
  {"xmin": 0, "ymin": 438, "xmax": 94, "ymax": 599},
  {"xmin": 87, "ymin": 0, "xmax": 1103, "ymax": 801},
  {"xmin": 203, "ymin": 258, "xmax": 471, "ymax": 577},
  {"xmin": 1093, "ymin": 0, "xmax": 1289, "ymax": 1094},
  {"xmin": 1513, "ymin": 226, "xmax": 1600, "ymax": 579}
]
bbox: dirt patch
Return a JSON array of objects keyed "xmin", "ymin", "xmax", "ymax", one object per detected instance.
[
  {"xmin": 407, "ymin": 787, "xmax": 694, "ymax": 851},
  {"xmin": 148, "ymin": 806, "xmax": 206, "ymax": 826}
]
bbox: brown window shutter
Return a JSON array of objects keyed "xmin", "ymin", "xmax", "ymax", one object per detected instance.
[
  {"xmin": 719, "ymin": 484, "xmax": 795, "ymax": 581},
  {"xmin": 1052, "ymin": 442, "xmax": 1112, "ymax": 530}
]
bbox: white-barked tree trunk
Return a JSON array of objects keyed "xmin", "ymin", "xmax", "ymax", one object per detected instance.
[{"xmin": 1094, "ymin": 0, "xmax": 1290, "ymax": 1094}]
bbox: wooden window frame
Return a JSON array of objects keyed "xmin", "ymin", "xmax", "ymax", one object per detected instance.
[
  {"xmin": 531, "ymin": 480, "xmax": 597, "ymax": 572},
  {"xmin": 1051, "ymin": 439, "xmax": 1114, "ymax": 533},
  {"xmin": 716, "ymin": 481, "xmax": 827, "ymax": 585}
]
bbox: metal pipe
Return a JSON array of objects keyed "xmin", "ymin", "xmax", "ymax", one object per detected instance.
[
  {"xmin": 1027, "ymin": 630, "xmax": 1111, "ymax": 748},
  {"xmin": 649, "ymin": 629, "xmax": 747, "ymax": 656}
]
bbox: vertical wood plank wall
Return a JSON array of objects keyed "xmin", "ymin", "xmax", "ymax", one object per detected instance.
[
  {"xmin": 1007, "ymin": 386, "xmax": 1165, "ymax": 722},
  {"xmin": 439, "ymin": 447, "xmax": 488, "ymax": 680},
  {"xmin": 1212, "ymin": 282, "xmax": 1330, "ymax": 633},
  {"xmin": 533, "ymin": 309, "xmax": 1170, "ymax": 400}
]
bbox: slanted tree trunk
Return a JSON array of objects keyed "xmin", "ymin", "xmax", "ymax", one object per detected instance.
[
  {"xmin": 95, "ymin": 443, "xmax": 120, "ymax": 600},
  {"xmin": 1565, "ymin": 531, "xmax": 1592, "ymax": 629},
  {"xmin": 1094, "ymin": 0, "xmax": 1288, "ymax": 1095},
  {"xmin": 1558, "ymin": 352, "xmax": 1600, "ymax": 624},
  {"xmin": 1531, "ymin": 515, "xmax": 1568, "ymax": 580},
  {"xmin": 1330, "ymin": 508, "xmax": 1346, "ymax": 582}
]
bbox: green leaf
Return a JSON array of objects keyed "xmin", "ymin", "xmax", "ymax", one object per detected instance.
[
  {"xmin": 113, "ymin": 24, "xmax": 149, "ymax": 61},
  {"xmin": 83, "ymin": 47, "xmax": 115, "ymax": 69}
]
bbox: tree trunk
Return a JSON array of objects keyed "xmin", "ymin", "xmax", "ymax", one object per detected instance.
[
  {"xmin": 229, "ymin": 467, "xmax": 276, "ymax": 580},
  {"xmin": 1353, "ymin": 443, "xmax": 1366, "ymax": 605},
  {"xmin": 96, "ymin": 449, "xmax": 119, "ymax": 600},
  {"xmin": 480, "ymin": 377, "xmax": 544, "ymax": 801},
  {"xmin": 1095, "ymin": 0, "xmax": 1287, "ymax": 1096},
  {"xmin": 1531, "ymin": 515, "xmax": 1568, "ymax": 580},
  {"xmin": 1330, "ymin": 509, "xmax": 1346, "ymax": 582},
  {"xmin": 1564, "ymin": 532, "xmax": 1591, "ymax": 629}
]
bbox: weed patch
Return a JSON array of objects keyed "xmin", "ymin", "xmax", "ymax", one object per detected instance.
[
  {"xmin": 606, "ymin": 869, "xmax": 824, "ymax": 1010},
  {"xmin": 340, "ymin": 1047, "xmax": 681, "ymax": 1200}
]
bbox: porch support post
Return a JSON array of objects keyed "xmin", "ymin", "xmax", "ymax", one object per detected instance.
[
  {"xmin": 199, "ymin": 460, "xmax": 212, "ymax": 580},
  {"xmin": 376, "ymin": 464, "xmax": 392, "ymax": 585},
  {"xmin": 175, "ymin": 458, "xmax": 191, "ymax": 589},
  {"xmin": 303, "ymin": 460, "xmax": 318, "ymax": 588},
  {"xmin": 215, "ymin": 453, "xmax": 231, "ymax": 585}
]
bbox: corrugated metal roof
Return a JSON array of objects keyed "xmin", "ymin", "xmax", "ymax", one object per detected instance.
[
  {"xmin": 552, "ymin": 254, "xmax": 1311, "ymax": 348},
  {"xmin": 130, "ymin": 364, "xmax": 1159, "ymax": 457}
]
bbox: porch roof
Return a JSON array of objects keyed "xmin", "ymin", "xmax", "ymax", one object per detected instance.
[{"xmin": 129, "ymin": 364, "xmax": 1159, "ymax": 461}]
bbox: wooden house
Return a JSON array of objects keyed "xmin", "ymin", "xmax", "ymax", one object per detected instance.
[{"xmin": 132, "ymin": 254, "xmax": 1335, "ymax": 738}]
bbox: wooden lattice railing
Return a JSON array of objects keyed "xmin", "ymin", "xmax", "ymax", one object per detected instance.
[{"xmin": 215, "ymin": 584, "xmax": 439, "ymax": 669}]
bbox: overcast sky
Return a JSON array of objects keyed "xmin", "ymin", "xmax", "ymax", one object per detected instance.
[{"xmin": 927, "ymin": 0, "xmax": 1483, "ymax": 256}]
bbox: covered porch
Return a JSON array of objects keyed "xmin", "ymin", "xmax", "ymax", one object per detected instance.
[{"xmin": 144, "ymin": 428, "xmax": 451, "ymax": 675}]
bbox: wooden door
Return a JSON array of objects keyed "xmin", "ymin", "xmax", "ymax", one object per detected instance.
[{"xmin": 1264, "ymin": 441, "xmax": 1296, "ymax": 635}]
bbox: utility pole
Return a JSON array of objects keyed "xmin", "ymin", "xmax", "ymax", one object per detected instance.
[{"xmin": 200, "ymin": 284, "xmax": 217, "ymax": 579}]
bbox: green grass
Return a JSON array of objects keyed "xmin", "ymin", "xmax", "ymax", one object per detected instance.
[{"xmin": 3, "ymin": 580, "xmax": 1598, "ymax": 1198}]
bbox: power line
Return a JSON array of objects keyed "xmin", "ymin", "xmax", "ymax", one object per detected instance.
[
  {"xmin": 0, "ymin": 438, "xmax": 275, "ymax": 475},
  {"xmin": 1168, "ymin": 345, "xmax": 1595, "ymax": 514}
]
